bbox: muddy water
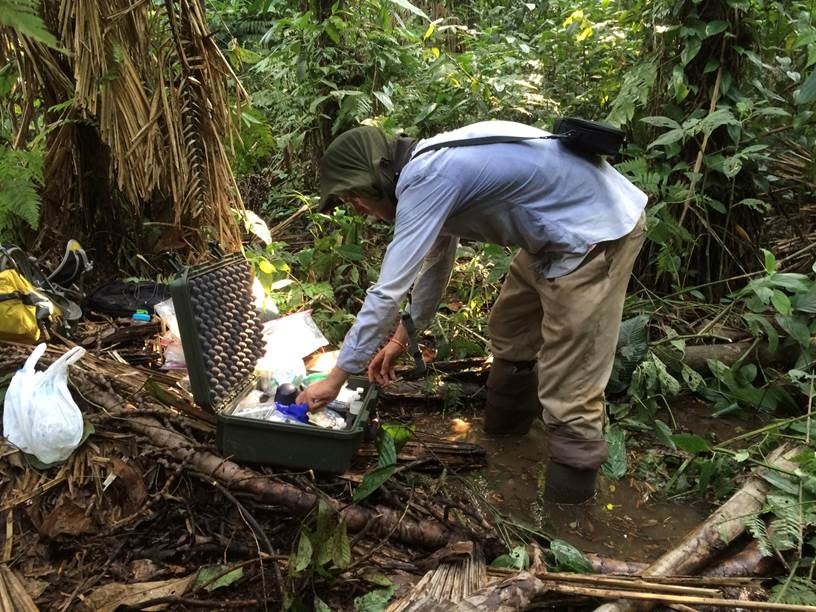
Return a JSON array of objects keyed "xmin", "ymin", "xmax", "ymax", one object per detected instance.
[{"xmin": 410, "ymin": 411, "xmax": 712, "ymax": 563}]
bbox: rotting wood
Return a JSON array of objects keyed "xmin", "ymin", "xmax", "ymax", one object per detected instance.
[
  {"xmin": 586, "ymin": 536, "xmax": 781, "ymax": 579},
  {"xmin": 702, "ymin": 538, "xmax": 780, "ymax": 578}
]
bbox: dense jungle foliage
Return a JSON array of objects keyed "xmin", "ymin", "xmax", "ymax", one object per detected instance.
[{"xmin": 2, "ymin": 0, "xmax": 816, "ymax": 605}]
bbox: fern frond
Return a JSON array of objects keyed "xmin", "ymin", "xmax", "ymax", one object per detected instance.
[
  {"xmin": 0, "ymin": 146, "xmax": 42, "ymax": 234},
  {"xmin": 614, "ymin": 156, "xmax": 663, "ymax": 194},
  {"xmin": 0, "ymin": 0, "xmax": 57, "ymax": 46},
  {"xmin": 655, "ymin": 244, "xmax": 680, "ymax": 283},
  {"xmin": 355, "ymin": 94, "xmax": 373, "ymax": 119},
  {"xmin": 606, "ymin": 61, "xmax": 657, "ymax": 127},
  {"xmin": 744, "ymin": 514, "xmax": 772, "ymax": 556},
  {"xmin": 767, "ymin": 493, "xmax": 803, "ymax": 552}
]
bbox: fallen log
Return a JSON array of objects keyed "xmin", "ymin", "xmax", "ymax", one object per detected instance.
[
  {"xmin": 599, "ymin": 443, "xmax": 802, "ymax": 612},
  {"xmin": 661, "ymin": 340, "xmax": 794, "ymax": 373},
  {"xmin": 379, "ymin": 379, "xmax": 484, "ymax": 402},
  {"xmin": 355, "ymin": 440, "xmax": 487, "ymax": 472},
  {"xmin": 586, "ymin": 538, "xmax": 780, "ymax": 579},
  {"xmin": 121, "ymin": 414, "xmax": 461, "ymax": 550},
  {"xmin": 702, "ymin": 538, "xmax": 780, "ymax": 578}
]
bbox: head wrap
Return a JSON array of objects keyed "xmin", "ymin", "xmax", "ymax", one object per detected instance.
[{"xmin": 318, "ymin": 126, "xmax": 416, "ymax": 212}]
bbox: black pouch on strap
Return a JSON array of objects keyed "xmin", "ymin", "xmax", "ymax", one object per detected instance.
[
  {"xmin": 552, "ymin": 117, "xmax": 627, "ymax": 156},
  {"xmin": 412, "ymin": 117, "xmax": 627, "ymax": 160}
]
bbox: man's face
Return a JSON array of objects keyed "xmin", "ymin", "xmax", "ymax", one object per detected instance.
[{"xmin": 343, "ymin": 194, "xmax": 395, "ymax": 222}]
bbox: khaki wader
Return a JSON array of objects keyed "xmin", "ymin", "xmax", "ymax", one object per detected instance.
[{"xmin": 488, "ymin": 214, "xmax": 646, "ymax": 470}]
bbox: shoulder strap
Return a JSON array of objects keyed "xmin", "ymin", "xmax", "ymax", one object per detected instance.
[{"xmin": 411, "ymin": 133, "xmax": 564, "ymax": 159}]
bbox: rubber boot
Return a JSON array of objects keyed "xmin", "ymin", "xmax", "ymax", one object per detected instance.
[
  {"xmin": 483, "ymin": 358, "xmax": 540, "ymax": 436},
  {"xmin": 544, "ymin": 462, "xmax": 598, "ymax": 504}
]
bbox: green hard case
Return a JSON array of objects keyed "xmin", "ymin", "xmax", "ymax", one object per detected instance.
[{"xmin": 170, "ymin": 254, "xmax": 375, "ymax": 473}]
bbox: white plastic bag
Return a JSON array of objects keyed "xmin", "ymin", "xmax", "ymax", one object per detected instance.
[
  {"xmin": 155, "ymin": 298, "xmax": 186, "ymax": 369},
  {"xmin": 3, "ymin": 343, "xmax": 86, "ymax": 464},
  {"xmin": 261, "ymin": 310, "xmax": 328, "ymax": 359}
]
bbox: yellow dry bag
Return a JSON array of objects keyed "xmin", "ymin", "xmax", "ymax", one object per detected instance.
[{"xmin": 0, "ymin": 269, "xmax": 61, "ymax": 343}]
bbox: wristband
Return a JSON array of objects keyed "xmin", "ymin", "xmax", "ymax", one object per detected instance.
[{"xmin": 388, "ymin": 338, "xmax": 408, "ymax": 352}]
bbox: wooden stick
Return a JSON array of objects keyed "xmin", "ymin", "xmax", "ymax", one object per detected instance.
[
  {"xmin": 537, "ymin": 573, "xmax": 720, "ymax": 597},
  {"xmin": 570, "ymin": 582, "xmax": 816, "ymax": 610}
]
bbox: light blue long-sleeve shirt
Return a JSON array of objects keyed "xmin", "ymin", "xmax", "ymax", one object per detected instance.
[{"xmin": 336, "ymin": 121, "xmax": 648, "ymax": 373}]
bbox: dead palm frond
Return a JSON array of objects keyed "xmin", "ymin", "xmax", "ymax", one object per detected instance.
[{"xmin": 1, "ymin": 0, "xmax": 249, "ymax": 259}]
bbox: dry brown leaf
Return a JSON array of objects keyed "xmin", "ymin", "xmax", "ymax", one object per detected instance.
[
  {"xmin": 39, "ymin": 497, "xmax": 95, "ymax": 538},
  {"xmin": 129, "ymin": 559, "xmax": 165, "ymax": 582},
  {"xmin": 110, "ymin": 457, "xmax": 148, "ymax": 509},
  {"xmin": 80, "ymin": 575, "xmax": 195, "ymax": 612}
]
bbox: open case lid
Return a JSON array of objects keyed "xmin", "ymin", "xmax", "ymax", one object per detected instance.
[{"xmin": 169, "ymin": 253, "xmax": 265, "ymax": 411}]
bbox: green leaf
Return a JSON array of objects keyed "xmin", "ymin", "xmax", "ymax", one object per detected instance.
[
  {"xmin": 697, "ymin": 109, "xmax": 740, "ymax": 134},
  {"xmin": 314, "ymin": 597, "xmax": 332, "ymax": 612},
  {"xmin": 760, "ymin": 469, "xmax": 799, "ymax": 495},
  {"xmin": 769, "ymin": 273, "xmax": 811, "ymax": 293},
  {"xmin": 795, "ymin": 66, "xmax": 816, "ymax": 105},
  {"xmin": 362, "ymin": 571, "xmax": 394, "ymax": 587},
  {"xmin": 385, "ymin": 0, "xmax": 430, "ymax": 21},
  {"xmin": 258, "ymin": 258, "xmax": 275, "ymax": 274},
  {"xmin": 670, "ymin": 433, "xmax": 711, "ymax": 454},
  {"xmin": 771, "ymin": 290, "xmax": 792, "ymax": 315},
  {"xmin": 792, "ymin": 286, "xmax": 816, "ymax": 313},
  {"xmin": 323, "ymin": 22, "xmax": 340, "ymax": 44},
  {"xmin": 353, "ymin": 465, "xmax": 396, "ymax": 502},
  {"xmin": 549, "ymin": 539, "xmax": 592, "ymax": 573},
  {"xmin": 292, "ymin": 531, "xmax": 313, "ymax": 574},
  {"xmin": 195, "ymin": 565, "xmax": 244, "ymax": 592},
  {"xmin": 336, "ymin": 244, "xmax": 364, "ymax": 261},
  {"xmin": 742, "ymin": 313, "xmax": 779, "ymax": 353},
  {"xmin": 601, "ymin": 427, "xmax": 627, "ymax": 479},
  {"xmin": 376, "ymin": 432, "xmax": 397, "ymax": 467},
  {"xmin": 648, "ymin": 128, "xmax": 685, "ymax": 149},
  {"xmin": 721, "ymin": 155, "xmax": 742, "ymax": 177},
  {"xmin": 653, "ymin": 419, "xmax": 675, "ymax": 449},
  {"xmin": 705, "ymin": 20, "xmax": 729, "ymax": 37},
  {"xmin": 733, "ymin": 450, "xmax": 750, "ymax": 462},
  {"xmin": 681, "ymin": 365, "xmax": 705, "ymax": 391},
  {"xmin": 80, "ymin": 420, "xmax": 95, "ymax": 446},
  {"xmin": 762, "ymin": 248, "xmax": 777, "ymax": 274},
  {"xmin": 490, "ymin": 545, "xmax": 529, "ymax": 570},
  {"xmin": 381, "ymin": 423, "xmax": 414, "ymax": 452},
  {"xmin": 775, "ymin": 315, "xmax": 811, "ymax": 348},
  {"xmin": 315, "ymin": 499, "xmax": 335, "ymax": 545},
  {"xmin": 372, "ymin": 90, "xmax": 394, "ymax": 113},
  {"xmin": 353, "ymin": 585, "xmax": 398, "ymax": 612},
  {"xmin": 640, "ymin": 116, "xmax": 682, "ymax": 130},
  {"xmin": 681, "ymin": 37, "xmax": 702, "ymax": 66},
  {"xmin": 737, "ymin": 198, "xmax": 769, "ymax": 212},
  {"xmin": 330, "ymin": 521, "xmax": 351, "ymax": 569}
]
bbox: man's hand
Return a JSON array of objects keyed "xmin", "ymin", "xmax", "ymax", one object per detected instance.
[
  {"xmin": 367, "ymin": 340, "xmax": 404, "ymax": 386},
  {"xmin": 296, "ymin": 367, "xmax": 348, "ymax": 412}
]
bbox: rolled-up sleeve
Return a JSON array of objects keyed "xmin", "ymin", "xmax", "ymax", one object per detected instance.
[{"xmin": 336, "ymin": 175, "xmax": 460, "ymax": 373}]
